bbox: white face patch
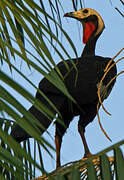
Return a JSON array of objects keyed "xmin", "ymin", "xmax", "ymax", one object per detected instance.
[{"xmin": 80, "ymin": 8, "xmax": 105, "ymax": 37}]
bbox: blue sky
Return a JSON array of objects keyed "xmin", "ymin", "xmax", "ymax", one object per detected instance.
[{"xmin": 0, "ymin": 0, "xmax": 124, "ymax": 176}]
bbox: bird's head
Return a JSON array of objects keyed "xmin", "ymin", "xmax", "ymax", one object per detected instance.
[{"xmin": 64, "ymin": 8, "xmax": 105, "ymax": 44}]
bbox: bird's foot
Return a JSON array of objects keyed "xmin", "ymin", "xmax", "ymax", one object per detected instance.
[
  {"xmin": 56, "ymin": 161, "xmax": 61, "ymax": 169},
  {"xmin": 82, "ymin": 152, "xmax": 94, "ymax": 160}
]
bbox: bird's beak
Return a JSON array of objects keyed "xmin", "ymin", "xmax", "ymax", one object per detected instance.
[{"xmin": 64, "ymin": 9, "xmax": 83, "ymax": 20}]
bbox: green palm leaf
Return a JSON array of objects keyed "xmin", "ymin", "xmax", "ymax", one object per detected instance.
[
  {"xmin": 38, "ymin": 141, "xmax": 124, "ymax": 180},
  {"xmin": 100, "ymin": 154, "xmax": 112, "ymax": 180}
]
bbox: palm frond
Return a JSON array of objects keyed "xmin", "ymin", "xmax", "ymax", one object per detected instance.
[{"xmin": 37, "ymin": 140, "xmax": 124, "ymax": 180}]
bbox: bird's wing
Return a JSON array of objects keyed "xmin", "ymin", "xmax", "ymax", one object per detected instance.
[
  {"xmin": 37, "ymin": 56, "xmax": 112, "ymax": 106},
  {"xmin": 64, "ymin": 56, "xmax": 112, "ymax": 104}
]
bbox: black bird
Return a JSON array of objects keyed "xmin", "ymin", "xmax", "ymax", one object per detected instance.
[{"xmin": 11, "ymin": 8, "xmax": 117, "ymax": 168}]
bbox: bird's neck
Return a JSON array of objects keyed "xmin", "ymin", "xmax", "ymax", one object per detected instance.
[{"xmin": 81, "ymin": 34, "xmax": 100, "ymax": 57}]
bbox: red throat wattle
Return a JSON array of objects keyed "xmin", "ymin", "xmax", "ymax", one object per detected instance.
[{"xmin": 83, "ymin": 22, "xmax": 96, "ymax": 44}]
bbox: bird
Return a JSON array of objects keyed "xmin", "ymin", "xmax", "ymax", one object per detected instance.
[{"xmin": 11, "ymin": 8, "xmax": 117, "ymax": 168}]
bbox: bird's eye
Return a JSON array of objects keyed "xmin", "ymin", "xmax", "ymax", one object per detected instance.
[{"xmin": 83, "ymin": 9, "xmax": 88, "ymax": 13}]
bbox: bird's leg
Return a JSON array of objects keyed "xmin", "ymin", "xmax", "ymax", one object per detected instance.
[
  {"xmin": 55, "ymin": 112, "xmax": 73, "ymax": 168},
  {"xmin": 55, "ymin": 135, "xmax": 62, "ymax": 168},
  {"xmin": 78, "ymin": 125, "xmax": 93, "ymax": 158}
]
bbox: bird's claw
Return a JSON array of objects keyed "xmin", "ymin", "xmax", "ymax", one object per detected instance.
[{"xmin": 82, "ymin": 152, "xmax": 94, "ymax": 160}]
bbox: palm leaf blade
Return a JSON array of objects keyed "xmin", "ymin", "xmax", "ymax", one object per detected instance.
[
  {"xmin": 114, "ymin": 147, "xmax": 124, "ymax": 180},
  {"xmin": 100, "ymin": 154, "xmax": 112, "ymax": 180},
  {"xmin": 87, "ymin": 160, "xmax": 98, "ymax": 180},
  {"xmin": 71, "ymin": 167, "xmax": 80, "ymax": 180}
]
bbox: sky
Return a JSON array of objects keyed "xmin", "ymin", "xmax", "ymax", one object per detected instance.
[{"xmin": 0, "ymin": 0, "xmax": 124, "ymax": 177}]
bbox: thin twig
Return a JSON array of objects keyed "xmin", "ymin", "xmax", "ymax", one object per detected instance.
[
  {"xmin": 97, "ymin": 49, "xmax": 124, "ymax": 142},
  {"xmin": 106, "ymin": 70, "xmax": 124, "ymax": 89},
  {"xmin": 120, "ymin": 0, "xmax": 124, "ymax": 5},
  {"xmin": 97, "ymin": 82, "xmax": 111, "ymax": 116},
  {"xmin": 98, "ymin": 49, "xmax": 124, "ymax": 116},
  {"xmin": 104, "ymin": 48, "xmax": 124, "ymax": 72},
  {"xmin": 97, "ymin": 103, "xmax": 112, "ymax": 142},
  {"xmin": 115, "ymin": 7, "xmax": 124, "ymax": 17}
]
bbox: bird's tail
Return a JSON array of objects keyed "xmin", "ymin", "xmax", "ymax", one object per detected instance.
[
  {"xmin": 11, "ymin": 93, "xmax": 65, "ymax": 143},
  {"xmin": 10, "ymin": 105, "xmax": 53, "ymax": 143}
]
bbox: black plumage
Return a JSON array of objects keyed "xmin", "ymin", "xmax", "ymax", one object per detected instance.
[{"xmin": 11, "ymin": 8, "xmax": 117, "ymax": 168}]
